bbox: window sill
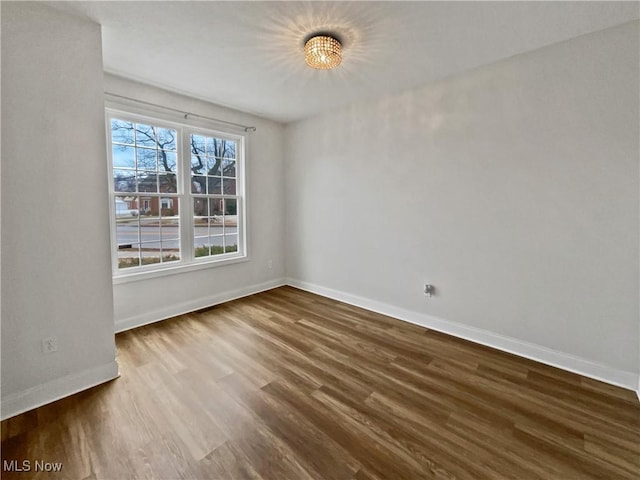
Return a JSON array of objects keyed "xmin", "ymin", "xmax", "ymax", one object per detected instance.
[{"xmin": 112, "ymin": 254, "xmax": 249, "ymax": 285}]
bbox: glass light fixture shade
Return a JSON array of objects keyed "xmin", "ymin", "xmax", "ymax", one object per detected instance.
[{"xmin": 304, "ymin": 35, "xmax": 342, "ymax": 70}]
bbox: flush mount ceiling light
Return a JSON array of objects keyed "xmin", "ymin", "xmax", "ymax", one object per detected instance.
[{"xmin": 304, "ymin": 34, "xmax": 342, "ymax": 70}]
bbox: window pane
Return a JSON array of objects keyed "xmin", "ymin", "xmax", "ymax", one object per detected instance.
[
  {"xmin": 115, "ymin": 194, "xmax": 139, "ymax": 217},
  {"xmin": 207, "ymin": 157, "xmax": 221, "ymax": 176},
  {"xmin": 164, "ymin": 198, "xmax": 180, "ymax": 218},
  {"xmin": 141, "ymin": 250, "xmax": 161, "ymax": 266},
  {"xmin": 191, "ymin": 135, "xmax": 206, "ymax": 155},
  {"xmin": 116, "ymin": 212, "xmax": 139, "ymax": 258},
  {"xmin": 209, "ymin": 236, "xmax": 224, "ymax": 256},
  {"xmin": 119, "ymin": 255, "xmax": 140, "ymax": 269},
  {"xmin": 224, "ymin": 234, "xmax": 238, "ymax": 253},
  {"xmin": 209, "ymin": 198, "xmax": 223, "ymax": 216},
  {"xmin": 135, "ymin": 124, "xmax": 157, "ymax": 147},
  {"xmin": 224, "ymin": 198, "xmax": 237, "ymax": 216},
  {"xmin": 209, "ymin": 137, "xmax": 231, "ymax": 156},
  {"xmin": 223, "ymin": 178, "xmax": 236, "ymax": 195},
  {"xmin": 223, "ymin": 141, "xmax": 236, "ymax": 159},
  {"xmin": 209, "ymin": 215, "xmax": 223, "ymax": 237},
  {"xmin": 112, "ymin": 145, "xmax": 135, "ymax": 169},
  {"xmin": 159, "ymin": 151, "xmax": 177, "ymax": 173},
  {"xmin": 111, "ymin": 119, "xmax": 134, "ymax": 145},
  {"xmin": 222, "ymin": 159, "xmax": 236, "ymax": 177},
  {"xmin": 160, "ymin": 226, "xmax": 180, "ymax": 244},
  {"xmin": 191, "ymin": 175, "xmax": 205, "ymax": 193},
  {"xmin": 194, "ymin": 197, "xmax": 209, "ymax": 245},
  {"xmin": 113, "ymin": 170, "xmax": 136, "ymax": 192},
  {"xmin": 194, "ymin": 223, "xmax": 208, "ymax": 240},
  {"xmin": 158, "ymin": 203, "xmax": 179, "ymax": 262},
  {"xmin": 118, "ymin": 242, "xmax": 140, "ymax": 269},
  {"xmin": 194, "ymin": 237, "xmax": 210, "ymax": 257},
  {"xmin": 210, "ymin": 138, "xmax": 236, "ymax": 159},
  {"xmin": 191, "ymin": 155, "xmax": 206, "ymax": 175},
  {"xmin": 137, "ymin": 148, "xmax": 156, "ymax": 171},
  {"xmin": 163, "ymin": 252, "xmax": 180, "ymax": 263},
  {"xmin": 157, "ymin": 128, "xmax": 176, "ymax": 151},
  {"xmin": 160, "ymin": 173, "xmax": 177, "ymax": 193},
  {"xmin": 116, "ymin": 223, "xmax": 138, "ymax": 250},
  {"xmin": 207, "ymin": 177, "xmax": 222, "ymax": 195},
  {"xmin": 210, "ymin": 235, "xmax": 224, "ymax": 246},
  {"xmin": 138, "ymin": 173, "xmax": 158, "ymax": 193},
  {"xmin": 160, "ymin": 235, "xmax": 179, "ymax": 250},
  {"xmin": 139, "ymin": 217, "xmax": 160, "ymax": 243},
  {"xmin": 160, "ymin": 197, "xmax": 178, "ymax": 216},
  {"xmin": 212, "ymin": 211, "xmax": 221, "ymax": 234},
  {"xmin": 193, "ymin": 198, "xmax": 207, "ymax": 218},
  {"xmin": 140, "ymin": 197, "xmax": 154, "ymax": 215},
  {"xmin": 162, "ymin": 231, "xmax": 180, "ymax": 256}
]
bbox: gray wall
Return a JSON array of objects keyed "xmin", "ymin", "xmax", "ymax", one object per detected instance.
[
  {"xmin": 285, "ymin": 21, "xmax": 640, "ymax": 385},
  {"xmin": 1, "ymin": 2, "xmax": 118, "ymax": 418}
]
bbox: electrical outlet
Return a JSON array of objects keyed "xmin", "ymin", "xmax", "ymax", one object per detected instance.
[
  {"xmin": 42, "ymin": 337, "xmax": 58, "ymax": 354},
  {"xmin": 267, "ymin": 259, "xmax": 273, "ymax": 269}
]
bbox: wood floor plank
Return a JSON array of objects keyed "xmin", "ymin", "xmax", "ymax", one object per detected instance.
[
  {"xmin": 195, "ymin": 441, "xmax": 264, "ymax": 480},
  {"xmin": 2, "ymin": 286, "xmax": 639, "ymax": 479},
  {"xmin": 219, "ymin": 373, "xmax": 361, "ymax": 480}
]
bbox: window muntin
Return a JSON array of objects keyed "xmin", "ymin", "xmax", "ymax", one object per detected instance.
[{"xmin": 107, "ymin": 111, "xmax": 245, "ymax": 276}]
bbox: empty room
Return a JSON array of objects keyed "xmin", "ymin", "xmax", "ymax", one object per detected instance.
[{"xmin": 1, "ymin": 1, "xmax": 639, "ymax": 479}]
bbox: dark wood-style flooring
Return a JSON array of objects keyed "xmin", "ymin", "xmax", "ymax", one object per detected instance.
[{"xmin": 2, "ymin": 286, "xmax": 639, "ymax": 479}]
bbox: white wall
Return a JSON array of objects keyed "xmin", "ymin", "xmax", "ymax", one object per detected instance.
[
  {"xmin": 104, "ymin": 75, "xmax": 286, "ymax": 331},
  {"xmin": 285, "ymin": 21, "xmax": 640, "ymax": 388},
  {"xmin": 1, "ymin": 2, "xmax": 118, "ymax": 418}
]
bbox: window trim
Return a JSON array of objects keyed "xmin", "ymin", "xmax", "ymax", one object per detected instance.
[{"xmin": 106, "ymin": 108, "xmax": 248, "ymax": 283}]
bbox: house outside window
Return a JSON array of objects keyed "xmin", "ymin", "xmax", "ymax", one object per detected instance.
[{"xmin": 107, "ymin": 109, "xmax": 246, "ymax": 279}]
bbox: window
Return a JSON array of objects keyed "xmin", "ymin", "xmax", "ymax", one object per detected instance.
[{"xmin": 107, "ymin": 110, "xmax": 245, "ymax": 279}]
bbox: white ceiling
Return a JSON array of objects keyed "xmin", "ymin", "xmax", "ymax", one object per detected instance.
[{"xmin": 49, "ymin": 1, "xmax": 639, "ymax": 123}]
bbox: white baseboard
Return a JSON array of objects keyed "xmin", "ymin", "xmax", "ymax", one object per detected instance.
[
  {"xmin": 1, "ymin": 360, "xmax": 120, "ymax": 420},
  {"xmin": 286, "ymin": 278, "xmax": 639, "ymax": 392},
  {"xmin": 115, "ymin": 278, "xmax": 287, "ymax": 333}
]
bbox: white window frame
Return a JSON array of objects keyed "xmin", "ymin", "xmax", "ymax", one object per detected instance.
[{"xmin": 106, "ymin": 108, "xmax": 247, "ymax": 284}]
